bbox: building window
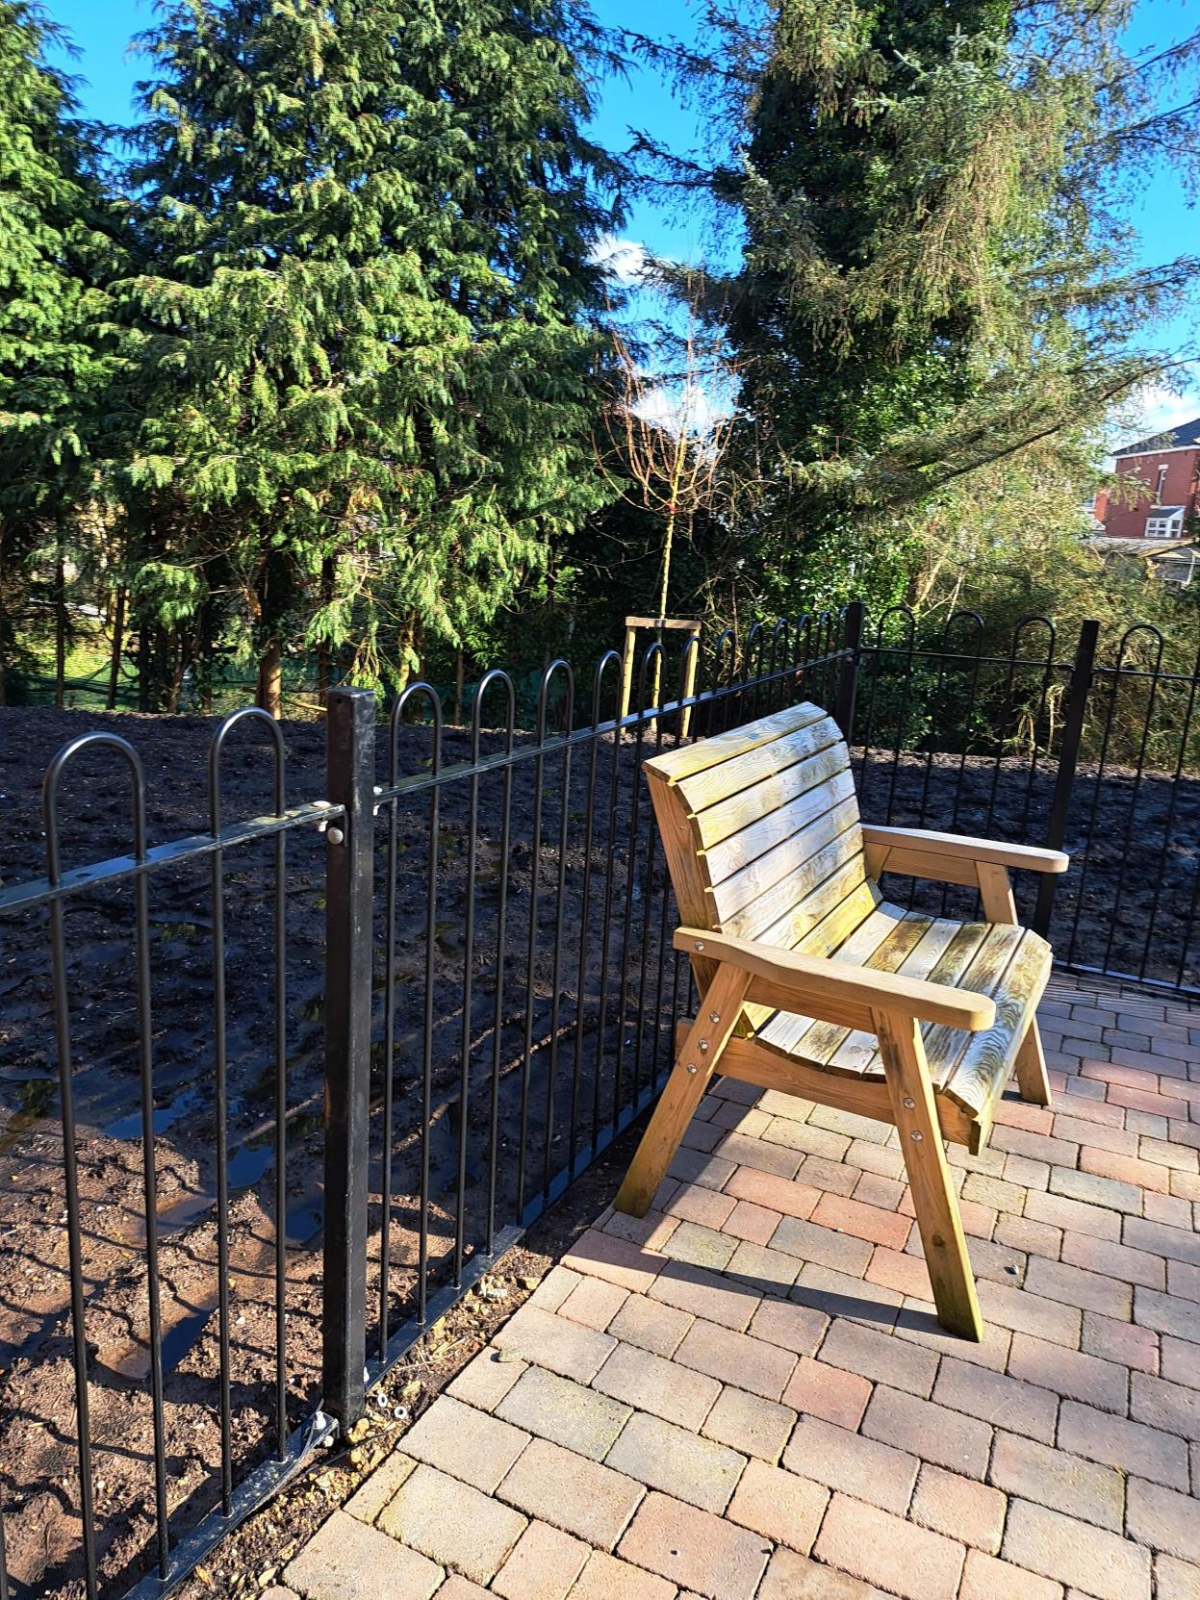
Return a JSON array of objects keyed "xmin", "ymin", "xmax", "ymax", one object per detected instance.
[
  {"xmin": 1145, "ymin": 511, "xmax": 1184, "ymax": 539},
  {"xmin": 1154, "ymin": 464, "xmax": 1168, "ymax": 505}
]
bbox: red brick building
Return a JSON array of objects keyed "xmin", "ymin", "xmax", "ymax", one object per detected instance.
[{"xmin": 1094, "ymin": 415, "xmax": 1200, "ymax": 538}]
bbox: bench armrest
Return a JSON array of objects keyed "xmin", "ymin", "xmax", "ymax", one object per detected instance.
[
  {"xmin": 862, "ymin": 826, "xmax": 1068, "ymax": 877},
  {"xmin": 673, "ymin": 927, "xmax": 997, "ymax": 1033}
]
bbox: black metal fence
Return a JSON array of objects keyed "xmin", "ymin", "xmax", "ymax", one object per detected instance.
[{"xmin": 2, "ymin": 599, "xmax": 1199, "ymax": 1597}]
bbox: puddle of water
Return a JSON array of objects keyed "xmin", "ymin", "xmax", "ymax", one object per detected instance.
[
  {"xmin": 104, "ymin": 1088, "xmax": 200, "ymax": 1142},
  {"xmin": 286, "ymin": 1197, "xmax": 323, "ymax": 1246},
  {"xmin": 228, "ymin": 1142, "xmax": 273, "ymax": 1190}
]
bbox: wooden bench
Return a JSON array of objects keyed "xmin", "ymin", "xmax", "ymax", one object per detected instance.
[{"xmin": 615, "ymin": 702, "xmax": 1068, "ymax": 1340}]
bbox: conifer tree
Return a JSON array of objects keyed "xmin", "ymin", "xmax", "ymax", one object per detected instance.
[
  {"xmin": 0, "ymin": 2, "xmax": 118, "ymax": 703},
  {"xmin": 122, "ymin": 0, "xmax": 622, "ymax": 711},
  {"xmin": 636, "ymin": 0, "xmax": 1200, "ymax": 617}
]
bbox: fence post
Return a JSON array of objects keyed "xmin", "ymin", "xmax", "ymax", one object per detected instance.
[
  {"xmin": 834, "ymin": 600, "xmax": 865, "ymax": 739},
  {"xmin": 1034, "ymin": 619, "xmax": 1099, "ymax": 937},
  {"xmin": 322, "ymin": 687, "xmax": 376, "ymax": 1430}
]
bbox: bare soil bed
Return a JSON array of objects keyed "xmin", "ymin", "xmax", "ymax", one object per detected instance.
[{"xmin": 0, "ymin": 703, "xmax": 1197, "ymax": 1597}]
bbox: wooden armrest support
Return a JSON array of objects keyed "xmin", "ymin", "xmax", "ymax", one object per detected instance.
[
  {"xmin": 862, "ymin": 826, "xmax": 1068, "ymax": 876},
  {"xmin": 673, "ymin": 927, "xmax": 997, "ymax": 1032}
]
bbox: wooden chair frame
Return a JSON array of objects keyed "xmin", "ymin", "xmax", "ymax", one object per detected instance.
[{"xmin": 616, "ymin": 789, "xmax": 1067, "ymax": 1342}]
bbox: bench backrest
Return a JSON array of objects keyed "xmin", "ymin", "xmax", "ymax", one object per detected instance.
[{"xmin": 644, "ymin": 704, "xmax": 877, "ymax": 997}]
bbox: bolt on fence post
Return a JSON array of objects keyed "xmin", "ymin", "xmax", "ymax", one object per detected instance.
[
  {"xmin": 835, "ymin": 600, "xmax": 865, "ymax": 739},
  {"xmin": 1034, "ymin": 618, "xmax": 1099, "ymax": 938},
  {"xmin": 322, "ymin": 687, "xmax": 376, "ymax": 1430}
]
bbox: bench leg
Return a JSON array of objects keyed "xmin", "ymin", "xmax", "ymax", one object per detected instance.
[
  {"xmin": 615, "ymin": 965, "xmax": 750, "ymax": 1218},
  {"xmin": 873, "ymin": 1007, "xmax": 983, "ymax": 1341},
  {"xmin": 1014, "ymin": 1017, "xmax": 1052, "ymax": 1107}
]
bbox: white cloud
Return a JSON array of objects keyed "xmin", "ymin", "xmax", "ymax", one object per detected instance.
[
  {"xmin": 633, "ymin": 380, "xmax": 734, "ymax": 438},
  {"xmin": 1109, "ymin": 381, "xmax": 1200, "ymax": 451},
  {"xmin": 589, "ymin": 234, "xmax": 651, "ymax": 286}
]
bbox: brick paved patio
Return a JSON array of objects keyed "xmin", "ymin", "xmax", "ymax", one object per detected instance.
[{"xmin": 278, "ymin": 975, "xmax": 1200, "ymax": 1600}]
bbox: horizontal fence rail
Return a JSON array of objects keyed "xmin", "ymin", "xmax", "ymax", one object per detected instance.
[{"xmin": 3, "ymin": 597, "xmax": 1200, "ymax": 1597}]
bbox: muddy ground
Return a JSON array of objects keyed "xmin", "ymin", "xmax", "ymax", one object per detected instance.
[{"xmin": 0, "ymin": 701, "xmax": 1197, "ymax": 1597}]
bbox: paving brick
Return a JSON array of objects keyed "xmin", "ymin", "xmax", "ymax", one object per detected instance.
[
  {"xmin": 702, "ymin": 1383, "xmax": 797, "ymax": 1463},
  {"xmin": 1060, "ymin": 1230, "xmax": 1166, "ymax": 1290},
  {"xmin": 800, "ymin": 1158, "xmax": 864, "ymax": 1196},
  {"xmin": 559, "ymin": 1277, "xmax": 629, "ymax": 1332},
  {"xmin": 724, "ymin": 1165, "xmax": 822, "ymax": 1220},
  {"xmin": 813, "ymin": 1493, "xmax": 965, "ymax": 1600},
  {"xmin": 1131, "ymin": 1370, "xmax": 1200, "ymax": 1441},
  {"xmin": 717, "ymin": 1130, "xmax": 804, "ymax": 1178},
  {"xmin": 562, "ymin": 1230, "xmax": 667, "ymax": 1295},
  {"xmin": 1022, "ymin": 1254, "xmax": 1132, "ymax": 1318},
  {"xmin": 429, "ymin": 1581, "xmax": 490, "ymax": 1600},
  {"xmin": 344, "ymin": 1452, "xmax": 417, "ymax": 1526},
  {"xmin": 781, "ymin": 1415, "xmax": 918, "ymax": 1515},
  {"xmin": 845, "ymin": 1139, "xmax": 905, "ymax": 1180},
  {"xmin": 892, "ymin": 1305, "xmax": 1011, "ymax": 1372},
  {"xmin": 958, "ymin": 1549, "xmax": 1063, "ymax": 1600},
  {"xmin": 496, "ymin": 1367, "xmax": 631, "ymax": 1461},
  {"xmin": 864, "ymin": 1246, "xmax": 929, "ymax": 1301},
  {"xmin": 722, "ymin": 1199, "xmax": 781, "ymax": 1245},
  {"xmin": 1052, "ymin": 1114, "xmax": 1138, "ymax": 1154},
  {"xmin": 1024, "ymin": 1189, "xmax": 1121, "ymax": 1241},
  {"xmin": 727, "ymin": 1457, "xmax": 827, "ymax": 1552},
  {"xmin": 606, "ymin": 1412, "xmax": 746, "ymax": 1514},
  {"xmin": 448, "ymin": 1349, "xmax": 528, "ymax": 1413},
  {"xmin": 1108, "ymin": 1082, "xmax": 1189, "ymax": 1119},
  {"xmin": 989, "ymin": 1430, "xmax": 1123, "ymax": 1531},
  {"xmin": 1162, "ymin": 1334, "xmax": 1200, "ymax": 1389},
  {"xmin": 1007, "ymin": 1332, "xmax": 1127, "ymax": 1413},
  {"xmin": 380, "ymin": 1463, "xmax": 527, "ymax": 1585},
  {"xmin": 747, "ymin": 1296, "xmax": 829, "ymax": 1356},
  {"xmin": 724, "ymin": 1239, "xmax": 799, "ymax": 1296},
  {"xmin": 1057, "ymin": 1398, "xmax": 1191, "ymax": 1490},
  {"xmin": 568, "ymin": 1549, "xmax": 677, "ymax": 1600},
  {"xmin": 1002, "ymin": 1499, "xmax": 1151, "ymax": 1600},
  {"xmin": 648, "ymin": 1259, "xmax": 762, "ymax": 1332},
  {"xmin": 285, "ymin": 1509, "xmax": 442, "ymax": 1600},
  {"xmin": 527, "ymin": 1267, "xmax": 585, "ymax": 1313},
  {"xmin": 1080, "ymin": 1144, "xmax": 1170, "ymax": 1194},
  {"xmin": 492, "ymin": 1521, "xmax": 589, "ymax": 1600},
  {"xmin": 1002, "ymin": 1152, "xmax": 1051, "ymax": 1191},
  {"xmin": 666, "ymin": 1183, "xmax": 737, "ymax": 1229},
  {"xmin": 617, "ymin": 1491, "xmax": 772, "ymax": 1600},
  {"xmin": 976, "ymin": 1279, "xmax": 1081, "ymax": 1348},
  {"xmin": 1125, "ymin": 1216, "xmax": 1200, "ymax": 1268},
  {"xmin": 667, "ymin": 1147, "xmax": 737, "ymax": 1192},
  {"xmin": 910, "ymin": 1463, "xmax": 1005, "ymax": 1552},
  {"xmin": 664, "ymin": 1221, "xmax": 738, "ymax": 1273},
  {"xmin": 861, "ymin": 1387, "xmax": 991, "ymax": 1479},
  {"xmin": 497, "ymin": 1439, "xmax": 644, "ymax": 1550},
  {"xmin": 782, "ymin": 1356, "xmax": 871, "ymax": 1430},
  {"xmin": 791, "ymin": 1263, "xmax": 903, "ymax": 1329},
  {"xmin": 607, "ymin": 1292, "xmax": 693, "ymax": 1358},
  {"xmin": 603, "ymin": 1208, "xmax": 679, "ymax": 1252},
  {"xmin": 770, "ymin": 1215, "xmax": 873, "ymax": 1277},
  {"xmin": 494, "ymin": 1307, "xmax": 617, "ymax": 1384},
  {"xmin": 401, "ymin": 1396, "xmax": 530, "ymax": 1493},
  {"xmin": 809, "ymin": 1104, "xmax": 893, "ymax": 1144},
  {"xmin": 810, "ymin": 1193, "xmax": 911, "ymax": 1250},
  {"xmin": 757, "ymin": 1547, "xmax": 881, "ymax": 1598},
  {"xmin": 819, "ymin": 1317, "xmax": 938, "ymax": 1397},
  {"xmin": 675, "ymin": 1318, "xmax": 797, "ymax": 1401},
  {"xmin": 1146, "ymin": 1189, "xmax": 1198, "ymax": 1226},
  {"xmin": 1049, "ymin": 1163, "xmax": 1142, "ymax": 1214},
  {"xmin": 1135, "ymin": 1284, "xmax": 1200, "ymax": 1342},
  {"xmin": 1155, "ymin": 1555, "xmax": 1200, "ymax": 1600},
  {"xmin": 850, "ymin": 1171, "xmax": 905, "ymax": 1211},
  {"xmin": 961, "ymin": 1171, "xmax": 1026, "ymax": 1214},
  {"xmin": 990, "ymin": 1123, "xmax": 1079, "ymax": 1168},
  {"xmin": 1127, "ymin": 1477, "xmax": 1200, "ymax": 1564},
  {"xmin": 932, "ymin": 1356, "xmax": 1058, "ymax": 1444},
  {"xmin": 1081, "ymin": 1310, "xmax": 1159, "ymax": 1373},
  {"xmin": 592, "ymin": 1340, "xmax": 720, "ymax": 1430},
  {"xmin": 994, "ymin": 1213, "xmax": 1062, "ymax": 1259},
  {"xmin": 900, "ymin": 1187, "xmax": 994, "ymax": 1241}
]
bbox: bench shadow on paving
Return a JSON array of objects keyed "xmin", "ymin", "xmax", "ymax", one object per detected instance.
[{"xmin": 279, "ymin": 975, "xmax": 1200, "ymax": 1600}]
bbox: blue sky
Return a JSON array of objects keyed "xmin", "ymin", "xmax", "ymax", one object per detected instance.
[{"xmin": 45, "ymin": 0, "xmax": 1200, "ymax": 435}]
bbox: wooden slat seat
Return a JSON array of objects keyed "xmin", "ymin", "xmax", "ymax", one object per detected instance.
[{"xmin": 615, "ymin": 700, "xmax": 1068, "ymax": 1342}]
